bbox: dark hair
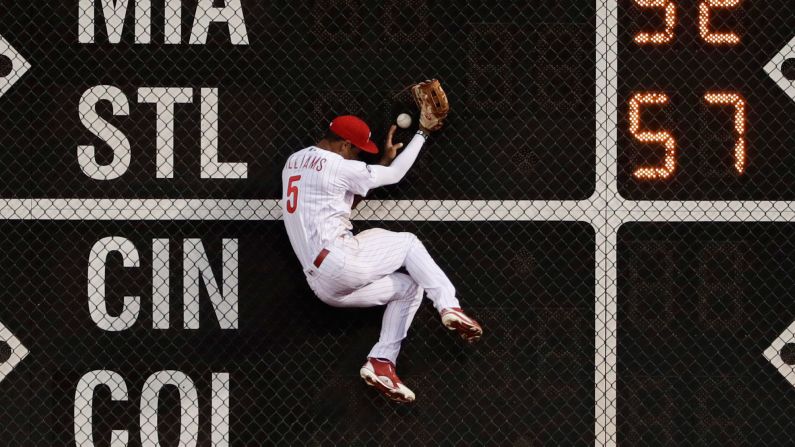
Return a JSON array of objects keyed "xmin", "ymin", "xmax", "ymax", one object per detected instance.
[{"xmin": 323, "ymin": 128, "xmax": 345, "ymax": 142}]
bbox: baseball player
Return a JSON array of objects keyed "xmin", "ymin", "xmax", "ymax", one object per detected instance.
[{"xmin": 281, "ymin": 81, "xmax": 482, "ymax": 403}]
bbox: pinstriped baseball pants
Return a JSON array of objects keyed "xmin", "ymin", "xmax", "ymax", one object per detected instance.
[{"xmin": 305, "ymin": 228, "xmax": 461, "ymax": 363}]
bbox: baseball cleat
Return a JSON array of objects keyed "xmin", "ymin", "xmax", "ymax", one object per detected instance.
[
  {"xmin": 441, "ymin": 307, "xmax": 483, "ymax": 343},
  {"xmin": 359, "ymin": 358, "xmax": 416, "ymax": 403}
]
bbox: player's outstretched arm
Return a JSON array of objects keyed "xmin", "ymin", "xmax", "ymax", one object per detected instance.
[{"xmin": 368, "ymin": 128, "xmax": 427, "ymax": 187}]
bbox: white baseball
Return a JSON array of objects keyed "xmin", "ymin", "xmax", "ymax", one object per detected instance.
[{"xmin": 396, "ymin": 113, "xmax": 412, "ymax": 129}]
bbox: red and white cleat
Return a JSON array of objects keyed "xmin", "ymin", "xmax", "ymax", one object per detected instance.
[
  {"xmin": 441, "ymin": 307, "xmax": 483, "ymax": 343},
  {"xmin": 359, "ymin": 358, "xmax": 416, "ymax": 403}
]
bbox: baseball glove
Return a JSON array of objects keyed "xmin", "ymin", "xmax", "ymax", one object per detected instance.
[{"xmin": 411, "ymin": 79, "xmax": 450, "ymax": 131}]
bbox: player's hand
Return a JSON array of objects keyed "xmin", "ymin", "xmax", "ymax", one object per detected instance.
[{"xmin": 380, "ymin": 125, "xmax": 404, "ymax": 166}]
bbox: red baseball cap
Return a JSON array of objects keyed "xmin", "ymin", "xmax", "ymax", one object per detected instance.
[{"xmin": 328, "ymin": 115, "xmax": 379, "ymax": 154}]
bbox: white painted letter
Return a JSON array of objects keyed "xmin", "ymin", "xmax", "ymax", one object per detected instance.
[
  {"xmin": 140, "ymin": 371, "xmax": 199, "ymax": 447},
  {"xmin": 200, "ymin": 88, "xmax": 248, "ymax": 179},
  {"xmin": 74, "ymin": 370, "xmax": 129, "ymax": 447},
  {"xmin": 77, "ymin": 85, "xmax": 131, "ymax": 180},
  {"xmin": 190, "ymin": 0, "xmax": 249, "ymax": 45},
  {"xmin": 78, "ymin": 0, "xmax": 152, "ymax": 44},
  {"xmin": 183, "ymin": 239, "xmax": 239, "ymax": 329},
  {"xmin": 79, "ymin": 0, "xmax": 129, "ymax": 44},
  {"xmin": 165, "ymin": 0, "xmax": 183, "ymax": 44},
  {"xmin": 152, "ymin": 238, "xmax": 170, "ymax": 329},
  {"xmin": 88, "ymin": 237, "xmax": 140, "ymax": 331},
  {"xmin": 138, "ymin": 87, "xmax": 193, "ymax": 178},
  {"xmin": 212, "ymin": 373, "xmax": 231, "ymax": 446},
  {"xmin": 135, "ymin": 0, "xmax": 152, "ymax": 44}
]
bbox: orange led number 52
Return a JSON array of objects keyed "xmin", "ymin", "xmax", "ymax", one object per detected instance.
[{"xmin": 633, "ymin": 0, "xmax": 742, "ymax": 46}]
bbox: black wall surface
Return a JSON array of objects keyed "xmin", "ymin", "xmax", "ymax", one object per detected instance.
[
  {"xmin": 0, "ymin": 221, "xmax": 594, "ymax": 446},
  {"xmin": 0, "ymin": 0, "xmax": 595, "ymax": 200},
  {"xmin": 0, "ymin": 1, "xmax": 600, "ymax": 445},
  {"xmin": 13, "ymin": 1, "xmax": 795, "ymax": 446},
  {"xmin": 618, "ymin": 223, "xmax": 795, "ymax": 445}
]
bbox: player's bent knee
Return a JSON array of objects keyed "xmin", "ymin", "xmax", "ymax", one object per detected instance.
[
  {"xmin": 407, "ymin": 281, "xmax": 423, "ymax": 301},
  {"xmin": 393, "ymin": 273, "xmax": 422, "ymax": 301}
]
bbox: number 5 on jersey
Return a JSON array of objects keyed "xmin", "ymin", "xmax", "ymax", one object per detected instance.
[{"xmin": 286, "ymin": 175, "xmax": 301, "ymax": 214}]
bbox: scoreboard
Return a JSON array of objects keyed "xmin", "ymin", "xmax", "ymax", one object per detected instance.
[
  {"xmin": 0, "ymin": 221, "xmax": 595, "ymax": 445},
  {"xmin": 618, "ymin": 0, "xmax": 795, "ymax": 200},
  {"xmin": 613, "ymin": 1, "xmax": 795, "ymax": 445},
  {"xmin": 0, "ymin": 1, "xmax": 595, "ymax": 200},
  {"xmin": 0, "ymin": 0, "xmax": 792, "ymax": 446}
]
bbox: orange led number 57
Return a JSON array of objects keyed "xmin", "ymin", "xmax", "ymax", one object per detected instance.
[{"xmin": 629, "ymin": 92, "xmax": 747, "ymax": 180}]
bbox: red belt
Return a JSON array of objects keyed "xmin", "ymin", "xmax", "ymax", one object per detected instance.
[{"xmin": 313, "ymin": 248, "xmax": 330, "ymax": 268}]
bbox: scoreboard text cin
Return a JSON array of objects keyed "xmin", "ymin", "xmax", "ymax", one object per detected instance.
[{"xmin": 80, "ymin": 237, "xmax": 238, "ymax": 446}]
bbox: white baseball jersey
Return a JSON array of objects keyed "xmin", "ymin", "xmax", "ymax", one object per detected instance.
[
  {"xmin": 281, "ymin": 146, "xmax": 377, "ymax": 270},
  {"xmin": 281, "ymin": 136, "xmax": 461, "ymax": 364}
]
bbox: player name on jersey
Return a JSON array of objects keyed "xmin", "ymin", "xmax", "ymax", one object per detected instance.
[{"xmin": 285, "ymin": 152, "xmax": 327, "ymax": 172}]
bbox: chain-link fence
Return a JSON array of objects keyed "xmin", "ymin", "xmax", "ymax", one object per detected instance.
[{"xmin": 0, "ymin": 0, "xmax": 793, "ymax": 445}]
